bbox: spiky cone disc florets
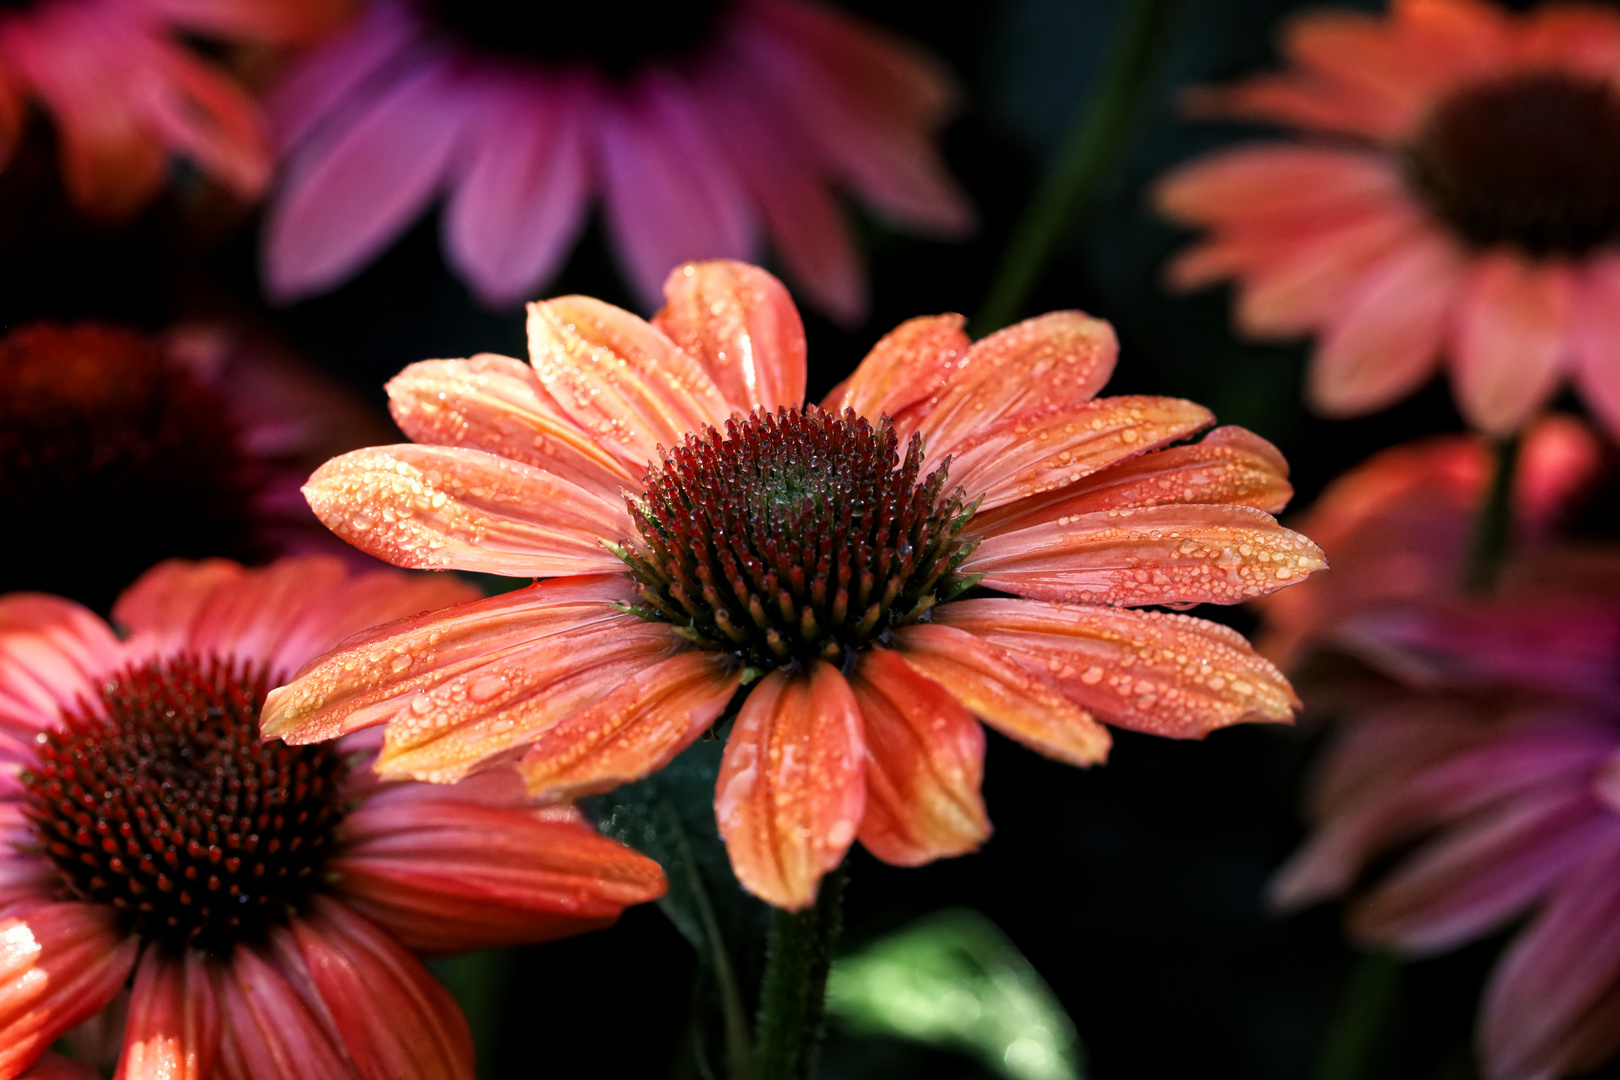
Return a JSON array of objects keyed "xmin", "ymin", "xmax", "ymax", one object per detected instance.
[
  {"xmin": 22, "ymin": 655, "xmax": 348, "ymax": 951},
  {"xmin": 618, "ymin": 406, "xmax": 981, "ymax": 675}
]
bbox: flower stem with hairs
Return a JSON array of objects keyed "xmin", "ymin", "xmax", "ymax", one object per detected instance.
[
  {"xmin": 750, "ymin": 869, "xmax": 848, "ymax": 1080},
  {"xmin": 976, "ymin": 0, "xmax": 1181, "ymax": 333}
]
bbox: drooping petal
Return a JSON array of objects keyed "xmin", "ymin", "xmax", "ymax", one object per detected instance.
[
  {"xmin": 1569, "ymin": 257, "xmax": 1620, "ymax": 440},
  {"xmin": 0, "ymin": 596, "xmax": 121, "ymax": 742},
  {"xmin": 1349, "ymin": 787, "xmax": 1612, "ymax": 955},
  {"xmin": 824, "ymin": 313, "xmax": 970, "ymax": 434},
  {"xmin": 849, "ymin": 648, "xmax": 989, "ymax": 867},
  {"xmin": 333, "ymin": 787, "xmax": 666, "ymax": 953},
  {"xmin": 1309, "ymin": 231, "xmax": 1465, "ymax": 417},
  {"xmin": 967, "ymin": 503, "xmax": 1326, "ymax": 607},
  {"xmin": 0, "ymin": 902, "xmax": 138, "ymax": 1079},
  {"xmin": 946, "ymin": 396, "xmax": 1214, "ymax": 511},
  {"xmin": 114, "ymin": 557, "xmax": 477, "ymax": 683},
  {"xmin": 116, "ymin": 948, "xmax": 218, "ymax": 1080},
  {"xmin": 973, "ymin": 426, "xmax": 1293, "ymax": 533},
  {"xmin": 888, "ymin": 623, "xmax": 1111, "ymax": 766},
  {"xmin": 697, "ymin": 70, "xmax": 868, "ymax": 324},
  {"xmin": 934, "ymin": 599, "xmax": 1296, "ymax": 738},
  {"xmin": 715, "ymin": 662, "xmax": 866, "ymax": 910},
  {"xmin": 515, "ymin": 650, "xmax": 741, "ymax": 800},
  {"xmin": 651, "ymin": 260, "xmax": 807, "ymax": 415},
  {"xmin": 212, "ymin": 944, "xmax": 349, "ymax": 1080},
  {"xmin": 264, "ymin": 2, "xmax": 418, "ymax": 152},
  {"xmin": 597, "ymin": 75, "xmax": 758, "ymax": 309},
  {"xmin": 739, "ymin": 0, "xmax": 972, "ymax": 235},
  {"xmin": 916, "ymin": 312, "xmax": 1118, "ymax": 463},
  {"xmin": 1451, "ymin": 251, "xmax": 1575, "ymax": 437},
  {"xmin": 1481, "ymin": 830, "xmax": 1620, "ymax": 1080},
  {"xmin": 301, "ymin": 444, "xmax": 632, "ymax": 576},
  {"xmin": 285, "ymin": 902, "xmax": 473, "ymax": 1080},
  {"xmin": 526, "ymin": 295, "xmax": 731, "ymax": 469},
  {"xmin": 443, "ymin": 73, "xmax": 591, "ymax": 308},
  {"xmin": 263, "ymin": 56, "xmax": 466, "ymax": 301}
]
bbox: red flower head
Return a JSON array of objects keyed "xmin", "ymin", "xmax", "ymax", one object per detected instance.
[
  {"xmin": 262, "ymin": 260, "xmax": 1325, "ymax": 911},
  {"xmin": 0, "ymin": 0, "xmax": 348, "ymax": 218},
  {"xmin": 0, "ymin": 556, "xmax": 665, "ymax": 1080},
  {"xmin": 1156, "ymin": 0, "xmax": 1620, "ymax": 437},
  {"xmin": 261, "ymin": 0, "xmax": 972, "ymax": 320}
]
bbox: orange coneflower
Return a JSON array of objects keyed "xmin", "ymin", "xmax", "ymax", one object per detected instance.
[
  {"xmin": 0, "ymin": 556, "xmax": 665, "ymax": 1080},
  {"xmin": 1156, "ymin": 0, "xmax": 1620, "ymax": 437},
  {"xmin": 262, "ymin": 260, "xmax": 1325, "ymax": 910}
]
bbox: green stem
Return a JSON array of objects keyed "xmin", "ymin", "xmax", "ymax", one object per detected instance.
[
  {"xmin": 749, "ymin": 869, "xmax": 847, "ymax": 1080},
  {"xmin": 1312, "ymin": 951, "xmax": 1404, "ymax": 1080},
  {"xmin": 428, "ymin": 949, "xmax": 515, "ymax": 1080},
  {"xmin": 1462, "ymin": 435, "xmax": 1521, "ymax": 594},
  {"xmin": 974, "ymin": 0, "xmax": 1181, "ymax": 334}
]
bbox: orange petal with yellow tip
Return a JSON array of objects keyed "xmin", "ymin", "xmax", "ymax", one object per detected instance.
[
  {"xmin": 526, "ymin": 295, "xmax": 730, "ymax": 469},
  {"xmin": 916, "ymin": 311, "xmax": 1117, "ymax": 462},
  {"xmin": 967, "ymin": 503, "xmax": 1326, "ymax": 608},
  {"xmin": 849, "ymin": 647, "xmax": 989, "ymax": 867},
  {"xmin": 302, "ymin": 444, "xmax": 632, "ymax": 577},
  {"xmin": 888, "ymin": 622, "xmax": 1111, "ymax": 767},
  {"xmin": 973, "ymin": 425, "xmax": 1294, "ymax": 532},
  {"xmin": 261, "ymin": 576, "xmax": 642, "ymax": 746},
  {"xmin": 517, "ymin": 650, "xmax": 741, "ymax": 801},
  {"xmin": 715, "ymin": 661, "xmax": 866, "ymax": 910},
  {"xmin": 825, "ymin": 313, "xmax": 970, "ymax": 433},
  {"xmin": 386, "ymin": 354, "xmax": 638, "ymax": 498},
  {"xmin": 652, "ymin": 260, "xmax": 807, "ymax": 415},
  {"xmin": 933, "ymin": 599, "xmax": 1297, "ymax": 738},
  {"xmin": 948, "ymin": 395, "xmax": 1214, "ymax": 510}
]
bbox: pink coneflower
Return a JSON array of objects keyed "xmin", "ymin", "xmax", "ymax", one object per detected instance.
[
  {"xmin": 261, "ymin": 0, "xmax": 973, "ymax": 321},
  {"xmin": 0, "ymin": 555, "xmax": 666, "ymax": 1080},
  {"xmin": 0, "ymin": 321, "xmax": 384, "ymax": 611},
  {"xmin": 1270, "ymin": 577, "xmax": 1620, "ymax": 1080},
  {"xmin": 0, "ymin": 0, "xmax": 346, "ymax": 218},
  {"xmin": 1155, "ymin": 0, "xmax": 1620, "ymax": 437},
  {"xmin": 261, "ymin": 259, "xmax": 1324, "ymax": 911}
]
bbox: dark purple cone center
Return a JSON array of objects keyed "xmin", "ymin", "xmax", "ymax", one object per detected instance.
[
  {"xmin": 619, "ymin": 407, "xmax": 979, "ymax": 674},
  {"xmin": 1404, "ymin": 71, "xmax": 1620, "ymax": 256},
  {"xmin": 22, "ymin": 656, "xmax": 349, "ymax": 949},
  {"xmin": 417, "ymin": 0, "xmax": 735, "ymax": 79}
]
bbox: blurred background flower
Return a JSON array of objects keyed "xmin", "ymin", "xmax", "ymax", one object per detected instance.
[
  {"xmin": 0, "ymin": 556, "xmax": 666, "ymax": 1080},
  {"xmin": 1156, "ymin": 0, "xmax": 1620, "ymax": 438},
  {"xmin": 261, "ymin": 0, "xmax": 973, "ymax": 321}
]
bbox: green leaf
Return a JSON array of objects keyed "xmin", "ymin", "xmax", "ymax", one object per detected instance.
[{"xmin": 826, "ymin": 909, "xmax": 1084, "ymax": 1080}]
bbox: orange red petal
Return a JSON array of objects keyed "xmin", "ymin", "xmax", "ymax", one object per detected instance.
[
  {"xmin": 526, "ymin": 295, "xmax": 730, "ymax": 469},
  {"xmin": 515, "ymin": 649, "xmax": 741, "ymax": 800},
  {"xmin": 385, "ymin": 354, "xmax": 637, "ymax": 498},
  {"xmin": 947, "ymin": 395, "xmax": 1213, "ymax": 511},
  {"xmin": 826, "ymin": 313, "xmax": 970, "ymax": 434},
  {"xmin": 302, "ymin": 443, "xmax": 632, "ymax": 576},
  {"xmin": 888, "ymin": 622, "xmax": 1111, "ymax": 766},
  {"xmin": 651, "ymin": 260, "xmax": 808, "ymax": 415},
  {"xmin": 967, "ymin": 503, "xmax": 1326, "ymax": 608},
  {"xmin": 715, "ymin": 662, "xmax": 866, "ymax": 910},
  {"xmin": 1451, "ymin": 251, "xmax": 1575, "ymax": 437},
  {"xmin": 917, "ymin": 311, "xmax": 1118, "ymax": 461},
  {"xmin": 849, "ymin": 648, "xmax": 989, "ymax": 866},
  {"xmin": 934, "ymin": 598, "xmax": 1296, "ymax": 739}
]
